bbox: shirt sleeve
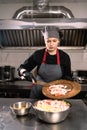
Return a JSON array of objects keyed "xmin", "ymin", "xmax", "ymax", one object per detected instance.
[
  {"xmin": 18, "ymin": 49, "xmax": 44, "ymax": 72},
  {"xmin": 19, "ymin": 52, "xmax": 37, "ymax": 72}
]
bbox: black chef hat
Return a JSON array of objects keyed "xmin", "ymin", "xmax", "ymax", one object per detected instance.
[{"xmin": 41, "ymin": 26, "xmax": 63, "ymax": 40}]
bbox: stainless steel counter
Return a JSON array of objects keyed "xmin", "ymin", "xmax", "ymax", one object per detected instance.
[{"xmin": 0, "ymin": 98, "xmax": 87, "ymax": 130}]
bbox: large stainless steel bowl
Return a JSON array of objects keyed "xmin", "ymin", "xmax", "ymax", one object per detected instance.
[
  {"xmin": 33, "ymin": 100, "xmax": 71, "ymax": 123},
  {"xmin": 10, "ymin": 101, "xmax": 32, "ymax": 116}
]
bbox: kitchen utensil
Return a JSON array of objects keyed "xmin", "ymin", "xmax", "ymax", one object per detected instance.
[
  {"xmin": 42, "ymin": 80, "xmax": 81, "ymax": 99},
  {"xmin": 33, "ymin": 99, "xmax": 71, "ymax": 123},
  {"xmin": 0, "ymin": 67, "xmax": 4, "ymax": 81},
  {"xmin": 75, "ymin": 76, "xmax": 87, "ymax": 84},
  {"xmin": 10, "ymin": 101, "xmax": 32, "ymax": 116},
  {"xmin": 0, "ymin": 66, "xmax": 15, "ymax": 82},
  {"xmin": 3, "ymin": 66, "xmax": 15, "ymax": 81}
]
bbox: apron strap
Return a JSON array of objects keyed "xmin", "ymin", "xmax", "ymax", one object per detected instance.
[
  {"xmin": 56, "ymin": 49, "xmax": 60, "ymax": 64},
  {"xmin": 42, "ymin": 49, "xmax": 47, "ymax": 64},
  {"xmin": 42, "ymin": 49, "xmax": 60, "ymax": 64}
]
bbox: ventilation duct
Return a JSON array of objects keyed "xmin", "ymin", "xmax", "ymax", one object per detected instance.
[
  {"xmin": 13, "ymin": 5, "xmax": 74, "ymax": 19},
  {"xmin": 33, "ymin": 0, "xmax": 50, "ymax": 12}
]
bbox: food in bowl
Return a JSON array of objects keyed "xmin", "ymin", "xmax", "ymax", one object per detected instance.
[
  {"xmin": 33, "ymin": 99, "xmax": 70, "ymax": 112},
  {"xmin": 10, "ymin": 101, "xmax": 32, "ymax": 116},
  {"xmin": 33, "ymin": 99, "xmax": 71, "ymax": 123}
]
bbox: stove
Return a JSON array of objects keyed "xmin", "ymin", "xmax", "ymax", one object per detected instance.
[{"xmin": 72, "ymin": 70, "xmax": 87, "ymax": 84}]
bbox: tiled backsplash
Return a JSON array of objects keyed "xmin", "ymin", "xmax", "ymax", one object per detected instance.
[{"xmin": 0, "ymin": 48, "xmax": 87, "ymax": 77}]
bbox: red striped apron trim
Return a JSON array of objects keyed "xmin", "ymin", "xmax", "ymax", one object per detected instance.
[{"xmin": 42, "ymin": 49, "xmax": 60, "ymax": 64}]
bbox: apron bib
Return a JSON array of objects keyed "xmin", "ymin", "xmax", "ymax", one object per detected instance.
[{"xmin": 36, "ymin": 49, "xmax": 62, "ymax": 82}]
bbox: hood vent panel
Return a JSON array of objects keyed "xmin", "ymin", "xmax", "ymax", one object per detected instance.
[{"xmin": 0, "ymin": 29, "xmax": 87, "ymax": 48}]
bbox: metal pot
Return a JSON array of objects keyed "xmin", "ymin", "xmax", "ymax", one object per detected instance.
[
  {"xmin": 75, "ymin": 76, "xmax": 87, "ymax": 84},
  {"xmin": 0, "ymin": 66, "xmax": 4, "ymax": 80},
  {"xmin": 0, "ymin": 66, "xmax": 15, "ymax": 81}
]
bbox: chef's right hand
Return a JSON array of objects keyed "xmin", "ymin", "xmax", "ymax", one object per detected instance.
[
  {"xmin": 22, "ymin": 71, "xmax": 32, "ymax": 81},
  {"xmin": 18, "ymin": 67, "xmax": 35, "ymax": 82},
  {"xmin": 18, "ymin": 68, "xmax": 31, "ymax": 81}
]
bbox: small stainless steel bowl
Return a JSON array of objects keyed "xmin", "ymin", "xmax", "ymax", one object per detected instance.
[
  {"xmin": 33, "ymin": 100, "xmax": 71, "ymax": 123},
  {"xmin": 10, "ymin": 101, "xmax": 32, "ymax": 116}
]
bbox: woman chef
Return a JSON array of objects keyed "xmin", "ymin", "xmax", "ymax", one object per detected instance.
[{"xmin": 18, "ymin": 26, "xmax": 73, "ymax": 99}]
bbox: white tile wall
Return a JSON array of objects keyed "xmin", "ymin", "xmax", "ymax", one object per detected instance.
[{"xmin": 0, "ymin": 48, "xmax": 87, "ymax": 77}]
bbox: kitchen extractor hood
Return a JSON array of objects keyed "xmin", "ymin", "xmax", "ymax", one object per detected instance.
[
  {"xmin": 0, "ymin": 1, "xmax": 87, "ymax": 48},
  {"xmin": 0, "ymin": 18, "xmax": 87, "ymax": 48}
]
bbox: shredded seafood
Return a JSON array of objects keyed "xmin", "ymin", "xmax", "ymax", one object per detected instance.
[
  {"xmin": 34, "ymin": 100, "xmax": 70, "ymax": 112},
  {"xmin": 48, "ymin": 84, "xmax": 71, "ymax": 96}
]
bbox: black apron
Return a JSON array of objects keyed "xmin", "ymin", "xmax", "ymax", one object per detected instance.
[{"xmin": 30, "ymin": 49, "xmax": 62, "ymax": 99}]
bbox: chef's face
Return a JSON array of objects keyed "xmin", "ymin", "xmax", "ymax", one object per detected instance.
[{"xmin": 45, "ymin": 37, "xmax": 60, "ymax": 52}]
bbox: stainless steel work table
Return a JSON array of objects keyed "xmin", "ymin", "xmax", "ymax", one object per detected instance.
[{"xmin": 0, "ymin": 98, "xmax": 87, "ymax": 130}]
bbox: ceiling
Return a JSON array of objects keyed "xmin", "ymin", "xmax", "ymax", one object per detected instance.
[{"xmin": 0, "ymin": 0, "xmax": 86, "ymax": 3}]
